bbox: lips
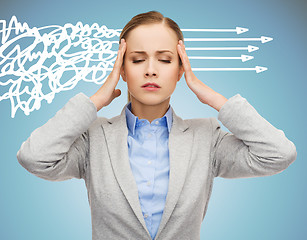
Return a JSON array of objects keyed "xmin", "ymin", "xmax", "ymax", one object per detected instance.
[{"xmin": 142, "ymin": 82, "xmax": 161, "ymax": 88}]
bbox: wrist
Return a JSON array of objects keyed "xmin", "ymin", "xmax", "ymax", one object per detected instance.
[
  {"xmin": 207, "ymin": 92, "xmax": 228, "ymax": 112},
  {"xmin": 90, "ymin": 94, "xmax": 104, "ymax": 112}
]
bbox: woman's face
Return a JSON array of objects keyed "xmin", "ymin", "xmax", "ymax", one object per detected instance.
[{"xmin": 121, "ymin": 23, "xmax": 184, "ymax": 106}]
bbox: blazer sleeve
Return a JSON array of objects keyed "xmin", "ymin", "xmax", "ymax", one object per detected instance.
[
  {"xmin": 17, "ymin": 92, "xmax": 97, "ymax": 181},
  {"xmin": 211, "ymin": 94, "xmax": 297, "ymax": 179}
]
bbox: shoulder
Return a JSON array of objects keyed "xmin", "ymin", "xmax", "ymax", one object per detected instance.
[
  {"xmin": 183, "ymin": 117, "xmax": 220, "ymax": 133},
  {"xmin": 88, "ymin": 115, "xmax": 118, "ymax": 130}
]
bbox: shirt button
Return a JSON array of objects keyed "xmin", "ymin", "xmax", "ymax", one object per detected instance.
[
  {"xmin": 147, "ymin": 181, "xmax": 151, "ymax": 186},
  {"xmin": 148, "ymin": 160, "xmax": 152, "ymax": 165},
  {"xmin": 147, "ymin": 133, "xmax": 152, "ymax": 138},
  {"xmin": 144, "ymin": 214, "xmax": 148, "ymax": 218},
  {"xmin": 155, "ymin": 121, "xmax": 159, "ymax": 124}
]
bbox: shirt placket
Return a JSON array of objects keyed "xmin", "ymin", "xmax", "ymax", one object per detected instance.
[{"xmin": 143, "ymin": 123, "xmax": 158, "ymax": 237}]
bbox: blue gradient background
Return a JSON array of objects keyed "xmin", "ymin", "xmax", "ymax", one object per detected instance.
[{"xmin": 0, "ymin": 0, "xmax": 305, "ymax": 239}]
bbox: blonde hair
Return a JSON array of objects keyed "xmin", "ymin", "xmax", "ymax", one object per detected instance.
[{"xmin": 119, "ymin": 10, "xmax": 184, "ymax": 103}]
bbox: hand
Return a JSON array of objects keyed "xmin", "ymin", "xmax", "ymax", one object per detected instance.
[
  {"xmin": 177, "ymin": 40, "xmax": 228, "ymax": 111},
  {"xmin": 90, "ymin": 38, "xmax": 127, "ymax": 112}
]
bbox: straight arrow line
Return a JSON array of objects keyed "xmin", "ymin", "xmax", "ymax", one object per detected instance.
[
  {"xmin": 185, "ymin": 38, "xmax": 260, "ymax": 41},
  {"xmin": 184, "ymin": 36, "xmax": 273, "ymax": 43},
  {"xmin": 114, "ymin": 29, "xmax": 237, "ymax": 32},
  {"xmin": 185, "ymin": 45, "xmax": 259, "ymax": 52},
  {"xmin": 192, "ymin": 67, "xmax": 255, "ymax": 71},
  {"xmin": 188, "ymin": 54, "xmax": 253, "ymax": 62},
  {"xmin": 181, "ymin": 29, "xmax": 236, "ymax": 32},
  {"xmin": 191, "ymin": 66, "xmax": 267, "ymax": 73},
  {"xmin": 189, "ymin": 56, "xmax": 242, "ymax": 60},
  {"xmin": 115, "ymin": 27, "xmax": 249, "ymax": 34},
  {"xmin": 186, "ymin": 47, "xmax": 247, "ymax": 50}
]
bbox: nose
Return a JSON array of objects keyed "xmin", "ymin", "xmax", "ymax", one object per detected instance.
[{"xmin": 145, "ymin": 59, "xmax": 158, "ymax": 77}]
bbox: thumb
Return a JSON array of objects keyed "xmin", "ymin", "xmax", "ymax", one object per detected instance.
[{"xmin": 113, "ymin": 89, "xmax": 121, "ymax": 99}]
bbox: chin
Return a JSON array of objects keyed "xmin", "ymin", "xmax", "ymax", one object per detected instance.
[{"xmin": 132, "ymin": 94, "xmax": 170, "ymax": 106}]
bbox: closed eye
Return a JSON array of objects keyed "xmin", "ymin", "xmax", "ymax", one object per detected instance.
[
  {"xmin": 132, "ymin": 60, "xmax": 171, "ymax": 64},
  {"xmin": 132, "ymin": 60, "xmax": 144, "ymax": 63}
]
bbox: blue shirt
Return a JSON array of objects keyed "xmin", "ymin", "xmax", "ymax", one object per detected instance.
[{"xmin": 125, "ymin": 102, "xmax": 173, "ymax": 240}]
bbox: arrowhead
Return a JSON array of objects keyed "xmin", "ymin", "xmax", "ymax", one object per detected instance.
[
  {"xmin": 241, "ymin": 55, "xmax": 254, "ymax": 62},
  {"xmin": 260, "ymin": 36, "xmax": 273, "ymax": 43},
  {"xmin": 255, "ymin": 66, "xmax": 268, "ymax": 73},
  {"xmin": 236, "ymin": 27, "xmax": 249, "ymax": 34},
  {"xmin": 247, "ymin": 45, "xmax": 259, "ymax": 52}
]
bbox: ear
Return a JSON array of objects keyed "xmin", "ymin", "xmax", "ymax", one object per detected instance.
[
  {"xmin": 120, "ymin": 65, "xmax": 126, "ymax": 82},
  {"xmin": 177, "ymin": 65, "xmax": 184, "ymax": 82}
]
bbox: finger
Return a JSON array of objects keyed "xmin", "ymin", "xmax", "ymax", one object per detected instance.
[
  {"xmin": 113, "ymin": 39, "xmax": 126, "ymax": 76},
  {"xmin": 177, "ymin": 40, "xmax": 191, "ymax": 71},
  {"xmin": 112, "ymin": 39, "xmax": 125, "ymax": 74},
  {"xmin": 177, "ymin": 40, "xmax": 193, "ymax": 77},
  {"xmin": 114, "ymin": 89, "xmax": 121, "ymax": 98},
  {"xmin": 109, "ymin": 89, "xmax": 121, "ymax": 103},
  {"xmin": 103, "ymin": 40, "xmax": 126, "ymax": 92}
]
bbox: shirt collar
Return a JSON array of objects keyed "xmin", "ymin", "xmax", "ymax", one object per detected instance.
[{"xmin": 125, "ymin": 102, "xmax": 173, "ymax": 135}]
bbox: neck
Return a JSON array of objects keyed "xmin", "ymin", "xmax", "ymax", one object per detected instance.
[{"xmin": 130, "ymin": 97, "xmax": 170, "ymax": 123}]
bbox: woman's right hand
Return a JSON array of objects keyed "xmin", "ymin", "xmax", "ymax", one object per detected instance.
[{"xmin": 90, "ymin": 38, "xmax": 127, "ymax": 112}]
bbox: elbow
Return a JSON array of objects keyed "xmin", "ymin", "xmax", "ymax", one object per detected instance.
[
  {"xmin": 17, "ymin": 148, "xmax": 72, "ymax": 182},
  {"xmin": 17, "ymin": 147, "xmax": 28, "ymax": 169},
  {"xmin": 17, "ymin": 143, "xmax": 44, "ymax": 176},
  {"xmin": 17, "ymin": 147, "xmax": 35, "ymax": 173},
  {"xmin": 17, "ymin": 141, "xmax": 31, "ymax": 169},
  {"xmin": 17, "ymin": 149, "xmax": 59, "ymax": 181},
  {"xmin": 275, "ymin": 141, "xmax": 297, "ymax": 173},
  {"xmin": 283, "ymin": 141, "xmax": 297, "ymax": 166}
]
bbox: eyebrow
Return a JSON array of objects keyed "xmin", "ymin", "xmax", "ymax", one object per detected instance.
[{"xmin": 129, "ymin": 50, "xmax": 174, "ymax": 55}]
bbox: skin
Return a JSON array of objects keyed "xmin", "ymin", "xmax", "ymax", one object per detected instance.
[
  {"xmin": 120, "ymin": 24, "xmax": 184, "ymax": 122},
  {"xmin": 90, "ymin": 23, "xmax": 228, "ymax": 121}
]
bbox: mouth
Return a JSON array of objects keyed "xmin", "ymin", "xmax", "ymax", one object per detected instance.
[{"xmin": 141, "ymin": 82, "xmax": 161, "ymax": 88}]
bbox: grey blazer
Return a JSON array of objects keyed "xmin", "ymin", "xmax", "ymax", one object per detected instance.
[{"xmin": 17, "ymin": 93, "xmax": 297, "ymax": 240}]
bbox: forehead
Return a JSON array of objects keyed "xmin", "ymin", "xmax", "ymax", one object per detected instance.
[{"xmin": 126, "ymin": 24, "xmax": 178, "ymax": 51}]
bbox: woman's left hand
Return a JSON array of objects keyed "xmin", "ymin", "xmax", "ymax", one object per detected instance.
[{"xmin": 177, "ymin": 40, "xmax": 228, "ymax": 112}]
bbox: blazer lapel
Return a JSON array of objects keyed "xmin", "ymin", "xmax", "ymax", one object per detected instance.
[
  {"xmin": 102, "ymin": 103, "xmax": 150, "ymax": 236},
  {"xmin": 155, "ymin": 108, "xmax": 193, "ymax": 239},
  {"xmin": 102, "ymin": 104, "xmax": 193, "ymax": 239}
]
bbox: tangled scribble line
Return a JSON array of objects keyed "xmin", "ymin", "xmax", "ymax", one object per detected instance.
[
  {"xmin": 0, "ymin": 16, "xmax": 271, "ymax": 118},
  {"xmin": 0, "ymin": 16, "xmax": 120, "ymax": 117}
]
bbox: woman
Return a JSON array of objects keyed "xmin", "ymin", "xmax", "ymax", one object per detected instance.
[{"xmin": 17, "ymin": 11, "xmax": 297, "ymax": 240}]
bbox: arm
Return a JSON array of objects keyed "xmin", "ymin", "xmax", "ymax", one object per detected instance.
[
  {"xmin": 177, "ymin": 40, "xmax": 297, "ymax": 179},
  {"xmin": 211, "ymin": 94, "xmax": 297, "ymax": 178},
  {"xmin": 17, "ymin": 39, "xmax": 127, "ymax": 181},
  {"xmin": 17, "ymin": 93, "xmax": 97, "ymax": 181}
]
